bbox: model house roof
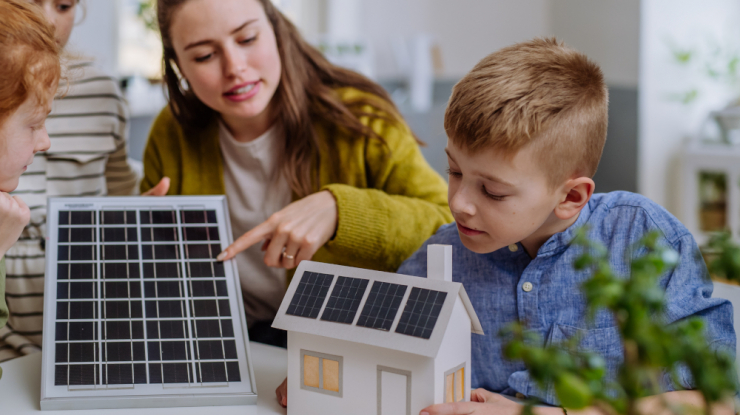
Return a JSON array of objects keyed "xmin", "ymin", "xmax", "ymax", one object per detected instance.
[{"xmin": 272, "ymin": 247, "xmax": 484, "ymax": 358}]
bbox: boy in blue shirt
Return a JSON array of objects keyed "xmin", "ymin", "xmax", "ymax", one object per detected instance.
[{"xmin": 399, "ymin": 38, "xmax": 736, "ymax": 415}]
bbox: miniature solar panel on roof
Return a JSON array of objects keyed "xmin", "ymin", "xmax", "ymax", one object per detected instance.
[
  {"xmin": 356, "ymin": 281, "xmax": 407, "ymax": 331},
  {"xmin": 395, "ymin": 287, "xmax": 447, "ymax": 339},
  {"xmin": 286, "ymin": 271, "xmax": 333, "ymax": 318},
  {"xmin": 41, "ymin": 197, "xmax": 256, "ymax": 411},
  {"xmin": 320, "ymin": 276, "xmax": 369, "ymax": 324}
]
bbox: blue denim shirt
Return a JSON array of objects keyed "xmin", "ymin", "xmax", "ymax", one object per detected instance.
[{"xmin": 398, "ymin": 191, "xmax": 736, "ymax": 405}]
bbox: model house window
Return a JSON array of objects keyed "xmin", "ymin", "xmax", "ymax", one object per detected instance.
[
  {"xmin": 444, "ymin": 364, "xmax": 465, "ymax": 403},
  {"xmin": 301, "ymin": 350, "xmax": 343, "ymax": 397}
]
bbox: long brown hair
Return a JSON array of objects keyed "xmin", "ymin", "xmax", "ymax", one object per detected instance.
[{"xmin": 158, "ymin": 0, "xmax": 408, "ymax": 197}]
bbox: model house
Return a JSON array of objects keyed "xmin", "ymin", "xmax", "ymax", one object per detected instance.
[{"xmin": 272, "ymin": 245, "xmax": 484, "ymax": 415}]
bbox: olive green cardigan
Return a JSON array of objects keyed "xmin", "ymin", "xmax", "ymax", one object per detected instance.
[{"xmin": 141, "ymin": 88, "xmax": 452, "ymax": 272}]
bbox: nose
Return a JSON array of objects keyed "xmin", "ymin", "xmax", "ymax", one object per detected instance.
[
  {"xmin": 36, "ymin": 127, "xmax": 51, "ymax": 153},
  {"xmin": 448, "ymin": 182, "xmax": 476, "ymax": 217},
  {"xmin": 222, "ymin": 44, "xmax": 247, "ymax": 79}
]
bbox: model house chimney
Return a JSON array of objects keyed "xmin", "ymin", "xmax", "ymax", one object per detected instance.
[{"xmin": 427, "ymin": 244, "xmax": 452, "ymax": 282}]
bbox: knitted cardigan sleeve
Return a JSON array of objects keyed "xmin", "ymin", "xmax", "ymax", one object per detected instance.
[{"xmin": 320, "ymin": 110, "xmax": 453, "ymax": 272}]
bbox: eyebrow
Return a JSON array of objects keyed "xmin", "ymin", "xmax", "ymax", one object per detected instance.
[
  {"xmin": 445, "ymin": 148, "xmax": 515, "ymax": 187},
  {"xmin": 183, "ymin": 19, "xmax": 258, "ymax": 50}
]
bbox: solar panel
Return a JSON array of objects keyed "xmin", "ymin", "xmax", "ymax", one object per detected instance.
[
  {"xmin": 320, "ymin": 276, "xmax": 369, "ymax": 324},
  {"xmin": 356, "ymin": 281, "xmax": 407, "ymax": 331},
  {"xmin": 41, "ymin": 196, "xmax": 256, "ymax": 410},
  {"xmin": 395, "ymin": 287, "xmax": 447, "ymax": 339},
  {"xmin": 285, "ymin": 271, "xmax": 333, "ymax": 318}
]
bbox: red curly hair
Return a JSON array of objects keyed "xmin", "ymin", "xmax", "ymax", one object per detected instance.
[{"xmin": 0, "ymin": 0, "xmax": 61, "ymax": 123}]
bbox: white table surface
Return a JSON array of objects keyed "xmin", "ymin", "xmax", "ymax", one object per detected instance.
[{"xmin": 0, "ymin": 342, "xmax": 287, "ymax": 414}]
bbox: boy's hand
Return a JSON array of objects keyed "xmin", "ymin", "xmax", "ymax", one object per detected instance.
[
  {"xmin": 275, "ymin": 377, "xmax": 287, "ymax": 408},
  {"xmin": 0, "ymin": 192, "xmax": 30, "ymax": 258},
  {"xmin": 420, "ymin": 389, "xmax": 527, "ymax": 415}
]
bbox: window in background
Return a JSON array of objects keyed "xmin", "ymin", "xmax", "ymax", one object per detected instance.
[{"xmin": 119, "ymin": 0, "xmax": 162, "ymax": 80}]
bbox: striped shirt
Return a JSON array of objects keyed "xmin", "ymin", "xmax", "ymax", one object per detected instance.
[{"xmin": 0, "ymin": 61, "xmax": 139, "ymax": 362}]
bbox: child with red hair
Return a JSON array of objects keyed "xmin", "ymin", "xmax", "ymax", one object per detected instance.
[{"xmin": 0, "ymin": 0, "xmax": 60, "ymax": 375}]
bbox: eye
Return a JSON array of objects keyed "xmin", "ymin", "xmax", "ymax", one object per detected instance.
[
  {"xmin": 446, "ymin": 168, "xmax": 462, "ymax": 178},
  {"xmin": 239, "ymin": 36, "xmax": 258, "ymax": 45},
  {"xmin": 194, "ymin": 53, "xmax": 214, "ymax": 63},
  {"xmin": 481, "ymin": 185, "xmax": 505, "ymax": 201},
  {"xmin": 57, "ymin": 1, "xmax": 74, "ymax": 12}
]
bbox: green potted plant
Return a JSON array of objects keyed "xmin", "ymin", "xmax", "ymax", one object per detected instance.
[{"xmin": 502, "ymin": 229, "xmax": 737, "ymax": 415}]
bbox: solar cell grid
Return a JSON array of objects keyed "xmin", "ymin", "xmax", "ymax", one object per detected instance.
[
  {"xmin": 183, "ymin": 226, "xmax": 220, "ymax": 241},
  {"xmin": 320, "ymin": 276, "xmax": 369, "ymax": 324},
  {"xmin": 48, "ymin": 200, "xmax": 247, "ymax": 393},
  {"xmin": 102, "ymin": 263, "xmax": 139, "ymax": 279},
  {"xmin": 286, "ymin": 272, "xmax": 333, "ymax": 319},
  {"xmin": 181, "ymin": 210, "xmax": 217, "ymax": 224},
  {"xmin": 140, "ymin": 210, "xmax": 176, "ymax": 225},
  {"xmin": 101, "ymin": 227, "xmax": 137, "ymax": 242},
  {"xmin": 141, "ymin": 227, "xmax": 178, "ymax": 242},
  {"xmin": 58, "ymin": 227, "xmax": 96, "ymax": 243},
  {"xmin": 356, "ymin": 281, "xmax": 407, "ymax": 331},
  {"xmin": 100, "ymin": 211, "xmax": 136, "ymax": 225},
  {"xmin": 394, "ymin": 287, "xmax": 447, "ymax": 339}
]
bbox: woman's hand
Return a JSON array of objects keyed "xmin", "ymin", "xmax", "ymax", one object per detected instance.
[
  {"xmin": 218, "ymin": 190, "xmax": 338, "ymax": 269},
  {"xmin": 142, "ymin": 177, "xmax": 170, "ymax": 196},
  {"xmin": 0, "ymin": 192, "xmax": 30, "ymax": 258},
  {"xmin": 275, "ymin": 377, "xmax": 287, "ymax": 408}
]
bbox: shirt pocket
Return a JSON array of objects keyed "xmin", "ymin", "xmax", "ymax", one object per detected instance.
[{"xmin": 542, "ymin": 323, "xmax": 624, "ymax": 404}]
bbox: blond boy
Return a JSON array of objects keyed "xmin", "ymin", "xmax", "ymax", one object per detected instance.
[{"xmin": 398, "ymin": 38, "xmax": 735, "ymax": 415}]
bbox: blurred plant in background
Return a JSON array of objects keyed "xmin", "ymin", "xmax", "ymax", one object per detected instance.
[
  {"xmin": 666, "ymin": 37, "xmax": 740, "ymax": 106},
  {"xmin": 502, "ymin": 229, "xmax": 737, "ymax": 415},
  {"xmin": 136, "ymin": 0, "xmax": 158, "ymax": 35}
]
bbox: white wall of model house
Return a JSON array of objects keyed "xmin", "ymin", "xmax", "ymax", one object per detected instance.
[
  {"xmin": 285, "ymin": 301, "xmax": 474, "ymax": 414},
  {"xmin": 287, "ymin": 332, "xmax": 433, "ymax": 415}
]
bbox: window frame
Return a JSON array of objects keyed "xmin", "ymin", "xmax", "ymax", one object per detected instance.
[
  {"xmin": 300, "ymin": 349, "xmax": 343, "ymax": 397},
  {"xmin": 444, "ymin": 363, "xmax": 466, "ymax": 403}
]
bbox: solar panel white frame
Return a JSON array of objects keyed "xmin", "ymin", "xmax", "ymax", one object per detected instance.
[{"xmin": 40, "ymin": 196, "xmax": 257, "ymax": 410}]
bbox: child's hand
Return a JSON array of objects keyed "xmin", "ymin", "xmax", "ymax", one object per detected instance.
[
  {"xmin": 275, "ymin": 377, "xmax": 287, "ymax": 408},
  {"xmin": 420, "ymin": 389, "xmax": 527, "ymax": 415},
  {"xmin": 0, "ymin": 192, "xmax": 30, "ymax": 258}
]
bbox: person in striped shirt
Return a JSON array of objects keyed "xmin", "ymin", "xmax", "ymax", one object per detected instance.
[{"xmin": 0, "ymin": 0, "xmax": 139, "ymax": 362}]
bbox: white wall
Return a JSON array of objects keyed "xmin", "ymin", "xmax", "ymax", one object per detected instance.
[
  {"xmin": 551, "ymin": 0, "xmax": 640, "ymax": 88},
  {"xmin": 359, "ymin": 0, "xmax": 552, "ymax": 80},
  {"xmin": 66, "ymin": 0, "xmax": 119, "ymax": 76},
  {"xmin": 287, "ymin": 332, "xmax": 434, "ymax": 415},
  {"xmin": 352, "ymin": 0, "xmax": 639, "ymax": 84},
  {"xmin": 638, "ymin": 0, "xmax": 740, "ymax": 213}
]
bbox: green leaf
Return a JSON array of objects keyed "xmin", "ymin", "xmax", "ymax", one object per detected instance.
[{"xmin": 555, "ymin": 372, "xmax": 593, "ymax": 409}]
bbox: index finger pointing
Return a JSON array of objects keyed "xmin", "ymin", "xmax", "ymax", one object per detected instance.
[{"xmin": 217, "ymin": 220, "xmax": 276, "ymax": 261}]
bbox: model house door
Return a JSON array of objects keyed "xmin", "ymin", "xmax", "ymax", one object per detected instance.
[{"xmin": 377, "ymin": 366, "xmax": 411, "ymax": 415}]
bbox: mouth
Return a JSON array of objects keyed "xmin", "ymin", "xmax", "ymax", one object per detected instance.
[
  {"xmin": 224, "ymin": 81, "xmax": 259, "ymax": 96},
  {"xmin": 456, "ymin": 222, "xmax": 485, "ymax": 236}
]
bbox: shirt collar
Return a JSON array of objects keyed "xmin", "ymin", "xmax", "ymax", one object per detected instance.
[{"xmin": 535, "ymin": 199, "xmax": 594, "ymax": 256}]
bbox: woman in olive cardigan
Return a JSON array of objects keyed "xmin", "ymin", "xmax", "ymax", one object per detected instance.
[{"xmin": 143, "ymin": 0, "xmax": 452, "ymax": 347}]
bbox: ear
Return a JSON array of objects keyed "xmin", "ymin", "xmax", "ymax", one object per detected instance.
[{"xmin": 554, "ymin": 177, "xmax": 595, "ymax": 221}]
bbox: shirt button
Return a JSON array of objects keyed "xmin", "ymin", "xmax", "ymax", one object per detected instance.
[
  {"xmin": 522, "ymin": 282, "xmax": 533, "ymax": 292},
  {"xmin": 508, "ymin": 244, "xmax": 519, "ymax": 252}
]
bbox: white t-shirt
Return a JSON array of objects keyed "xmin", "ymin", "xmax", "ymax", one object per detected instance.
[{"xmin": 219, "ymin": 123, "xmax": 292, "ymax": 326}]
